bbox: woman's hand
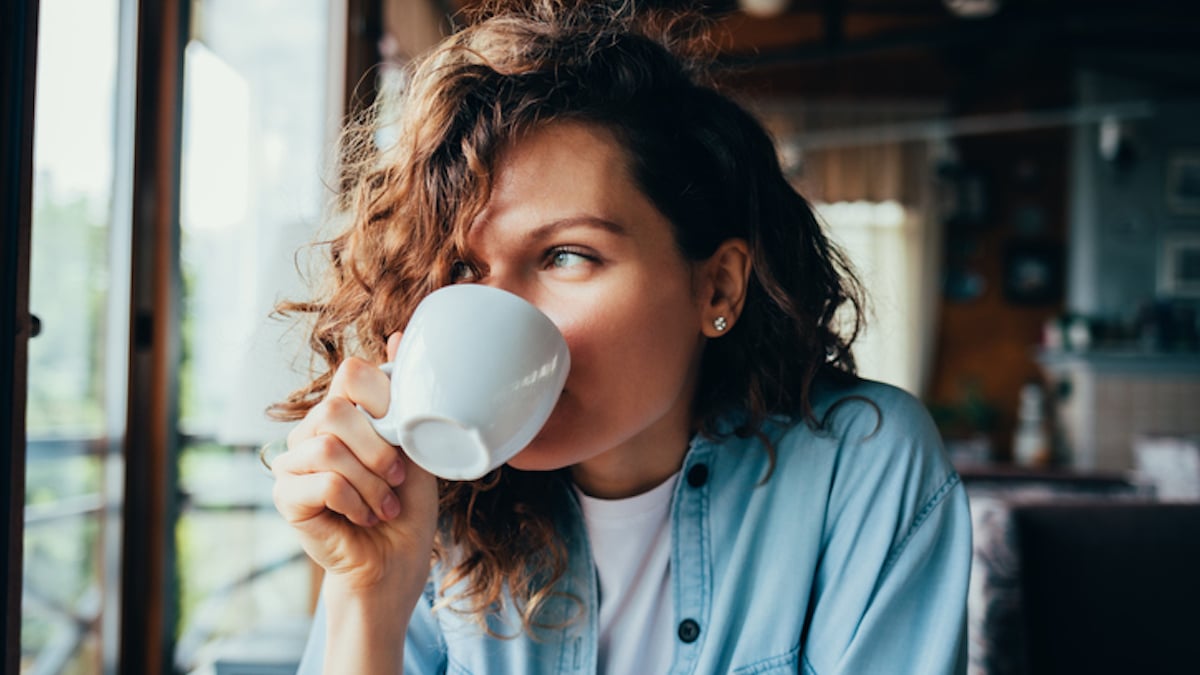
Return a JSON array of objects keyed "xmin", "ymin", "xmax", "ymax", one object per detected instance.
[{"xmin": 270, "ymin": 332, "xmax": 439, "ymax": 599}]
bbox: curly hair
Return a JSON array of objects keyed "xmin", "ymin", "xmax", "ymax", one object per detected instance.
[{"xmin": 272, "ymin": 0, "xmax": 865, "ymax": 637}]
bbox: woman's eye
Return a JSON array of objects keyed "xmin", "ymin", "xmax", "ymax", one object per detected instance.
[
  {"xmin": 548, "ymin": 249, "xmax": 591, "ymax": 270},
  {"xmin": 449, "ymin": 260, "xmax": 477, "ymax": 282}
]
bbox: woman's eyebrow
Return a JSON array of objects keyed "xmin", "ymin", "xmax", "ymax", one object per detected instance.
[{"xmin": 525, "ymin": 216, "xmax": 628, "ymax": 242}]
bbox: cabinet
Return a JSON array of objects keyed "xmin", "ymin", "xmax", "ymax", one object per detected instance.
[{"xmin": 1038, "ymin": 350, "xmax": 1200, "ymax": 471}]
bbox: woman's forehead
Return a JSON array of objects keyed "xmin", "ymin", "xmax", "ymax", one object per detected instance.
[
  {"xmin": 467, "ymin": 122, "xmax": 645, "ymax": 237},
  {"xmin": 495, "ymin": 121, "xmax": 629, "ymax": 178}
]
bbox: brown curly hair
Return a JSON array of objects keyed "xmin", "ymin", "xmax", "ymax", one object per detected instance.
[{"xmin": 272, "ymin": 0, "xmax": 865, "ymax": 636}]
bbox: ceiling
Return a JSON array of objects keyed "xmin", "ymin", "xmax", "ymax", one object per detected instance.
[
  {"xmin": 701, "ymin": 1, "xmax": 1197, "ymax": 61},
  {"xmin": 702, "ymin": 1, "xmax": 1199, "ymax": 102},
  {"xmin": 417, "ymin": 1, "xmax": 1200, "ymax": 106}
]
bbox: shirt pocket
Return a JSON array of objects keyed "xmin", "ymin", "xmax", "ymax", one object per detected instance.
[{"xmin": 732, "ymin": 644, "xmax": 801, "ymax": 675}]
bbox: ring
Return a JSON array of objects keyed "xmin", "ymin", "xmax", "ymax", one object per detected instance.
[{"xmin": 258, "ymin": 439, "xmax": 288, "ymax": 475}]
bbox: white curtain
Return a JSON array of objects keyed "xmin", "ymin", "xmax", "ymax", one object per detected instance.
[{"xmin": 751, "ymin": 100, "xmax": 945, "ymax": 397}]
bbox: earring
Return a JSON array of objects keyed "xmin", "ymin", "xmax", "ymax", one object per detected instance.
[{"xmin": 713, "ymin": 316, "xmax": 728, "ymax": 332}]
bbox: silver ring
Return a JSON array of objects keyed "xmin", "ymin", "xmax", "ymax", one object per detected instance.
[{"xmin": 258, "ymin": 439, "xmax": 288, "ymax": 475}]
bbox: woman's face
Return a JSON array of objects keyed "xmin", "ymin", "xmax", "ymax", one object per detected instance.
[{"xmin": 455, "ymin": 121, "xmax": 709, "ymax": 497}]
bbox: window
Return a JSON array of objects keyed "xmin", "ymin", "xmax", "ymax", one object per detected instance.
[
  {"xmin": 18, "ymin": 1, "xmax": 350, "ymax": 672},
  {"xmin": 23, "ymin": 0, "xmax": 133, "ymax": 671},
  {"xmin": 751, "ymin": 99, "xmax": 944, "ymax": 398},
  {"xmin": 173, "ymin": 1, "xmax": 343, "ymax": 671},
  {"xmin": 816, "ymin": 200, "xmax": 928, "ymax": 394}
]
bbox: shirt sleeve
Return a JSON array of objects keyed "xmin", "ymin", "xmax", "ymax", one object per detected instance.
[
  {"xmin": 801, "ymin": 386, "xmax": 973, "ymax": 675},
  {"xmin": 404, "ymin": 582, "xmax": 449, "ymax": 674},
  {"xmin": 295, "ymin": 592, "xmax": 327, "ymax": 675},
  {"xmin": 295, "ymin": 580, "xmax": 448, "ymax": 675}
]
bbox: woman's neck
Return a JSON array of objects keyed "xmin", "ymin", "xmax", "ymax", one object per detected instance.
[{"xmin": 569, "ymin": 404, "xmax": 693, "ymax": 499}]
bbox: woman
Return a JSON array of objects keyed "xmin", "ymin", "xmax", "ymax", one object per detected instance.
[{"xmin": 270, "ymin": 2, "xmax": 971, "ymax": 673}]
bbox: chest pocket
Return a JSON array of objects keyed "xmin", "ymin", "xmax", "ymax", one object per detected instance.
[{"xmin": 731, "ymin": 644, "xmax": 801, "ymax": 675}]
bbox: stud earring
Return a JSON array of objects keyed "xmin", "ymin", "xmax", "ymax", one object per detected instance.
[{"xmin": 713, "ymin": 316, "xmax": 728, "ymax": 332}]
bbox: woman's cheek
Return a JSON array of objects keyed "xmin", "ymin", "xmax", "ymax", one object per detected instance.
[{"xmin": 555, "ymin": 315, "xmax": 606, "ymax": 375}]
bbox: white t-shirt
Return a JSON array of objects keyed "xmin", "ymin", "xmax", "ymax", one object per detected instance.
[{"xmin": 574, "ymin": 473, "xmax": 679, "ymax": 675}]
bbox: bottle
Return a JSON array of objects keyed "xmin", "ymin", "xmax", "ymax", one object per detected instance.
[{"xmin": 1013, "ymin": 382, "xmax": 1050, "ymax": 467}]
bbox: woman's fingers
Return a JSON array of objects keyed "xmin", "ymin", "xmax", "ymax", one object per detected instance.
[
  {"xmin": 286, "ymin": 356, "xmax": 406, "ymax": 484},
  {"xmin": 274, "ymin": 431, "xmax": 402, "ymax": 524},
  {"xmin": 297, "ymin": 395, "xmax": 407, "ymax": 485},
  {"xmin": 267, "ymin": 346, "xmax": 440, "ymax": 592},
  {"xmin": 328, "ymin": 355, "xmax": 391, "ymax": 418},
  {"xmin": 273, "ymin": 353, "xmax": 423, "ymax": 531},
  {"xmin": 273, "ymin": 468, "xmax": 379, "ymax": 529}
]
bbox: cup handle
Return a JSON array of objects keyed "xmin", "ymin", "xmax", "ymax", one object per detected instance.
[{"xmin": 359, "ymin": 362, "xmax": 401, "ymax": 446}]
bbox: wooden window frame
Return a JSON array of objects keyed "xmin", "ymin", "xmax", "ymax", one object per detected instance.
[
  {"xmin": 2, "ymin": 1, "xmax": 382, "ymax": 672},
  {"xmin": 119, "ymin": 1, "xmax": 189, "ymax": 673},
  {"xmin": 1, "ymin": 0, "xmax": 39, "ymax": 672}
]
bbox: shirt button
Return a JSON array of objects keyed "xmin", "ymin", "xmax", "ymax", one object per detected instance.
[
  {"xmin": 686, "ymin": 463, "xmax": 708, "ymax": 488},
  {"xmin": 678, "ymin": 618, "xmax": 701, "ymax": 643}
]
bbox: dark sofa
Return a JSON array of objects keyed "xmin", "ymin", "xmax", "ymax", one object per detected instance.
[{"xmin": 1014, "ymin": 502, "xmax": 1200, "ymax": 675}]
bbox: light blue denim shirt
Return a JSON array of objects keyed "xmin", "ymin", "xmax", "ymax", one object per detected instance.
[{"xmin": 298, "ymin": 379, "xmax": 972, "ymax": 674}]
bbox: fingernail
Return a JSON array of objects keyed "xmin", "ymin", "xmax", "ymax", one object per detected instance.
[
  {"xmin": 386, "ymin": 459, "xmax": 406, "ymax": 486},
  {"xmin": 382, "ymin": 492, "xmax": 400, "ymax": 520},
  {"xmin": 366, "ymin": 512, "xmax": 380, "ymax": 526}
]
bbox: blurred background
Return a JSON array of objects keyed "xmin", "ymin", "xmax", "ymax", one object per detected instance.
[{"xmin": 3, "ymin": 1, "xmax": 1198, "ymax": 674}]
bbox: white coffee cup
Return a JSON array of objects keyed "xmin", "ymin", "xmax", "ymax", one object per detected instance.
[{"xmin": 363, "ymin": 284, "xmax": 570, "ymax": 480}]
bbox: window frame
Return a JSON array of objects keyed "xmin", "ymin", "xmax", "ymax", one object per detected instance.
[
  {"xmin": 2, "ymin": 0, "xmax": 40, "ymax": 672},
  {"xmin": 3, "ymin": 1, "xmax": 383, "ymax": 672},
  {"xmin": 119, "ymin": 0, "xmax": 189, "ymax": 672}
]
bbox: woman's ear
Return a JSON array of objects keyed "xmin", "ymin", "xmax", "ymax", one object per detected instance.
[{"xmin": 699, "ymin": 238, "xmax": 751, "ymax": 338}]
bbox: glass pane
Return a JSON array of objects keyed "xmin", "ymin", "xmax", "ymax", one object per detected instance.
[
  {"xmin": 817, "ymin": 200, "xmax": 918, "ymax": 393},
  {"xmin": 179, "ymin": 0, "xmax": 334, "ymax": 438},
  {"xmin": 27, "ymin": 1, "xmax": 120, "ymax": 438},
  {"xmin": 23, "ymin": 0, "xmax": 129, "ymax": 672},
  {"xmin": 175, "ymin": 0, "xmax": 338, "ymax": 670}
]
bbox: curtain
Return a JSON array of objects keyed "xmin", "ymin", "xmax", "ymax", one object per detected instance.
[{"xmin": 750, "ymin": 99, "xmax": 945, "ymax": 397}]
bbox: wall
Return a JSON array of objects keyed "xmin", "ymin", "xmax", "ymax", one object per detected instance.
[
  {"xmin": 725, "ymin": 37, "xmax": 1079, "ymax": 462},
  {"xmin": 1068, "ymin": 69, "xmax": 1200, "ymax": 318},
  {"xmin": 719, "ymin": 24, "xmax": 1200, "ymax": 464},
  {"xmin": 928, "ymin": 128, "xmax": 1070, "ymax": 461}
]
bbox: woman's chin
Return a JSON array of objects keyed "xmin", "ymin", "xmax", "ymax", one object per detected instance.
[
  {"xmin": 506, "ymin": 404, "xmax": 603, "ymax": 471},
  {"xmin": 506, "ymin": 433, "xmax": 579, "ymax": 472},
  {"xmin": 505, "ymin": 443, "xmax": 565, "ymax": 472}
]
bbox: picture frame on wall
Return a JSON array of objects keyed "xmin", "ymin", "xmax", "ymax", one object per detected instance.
[
  {"xmin": 1002, "ymin": 240, "xmax": 1063, "ymax": 305},
  {"xmin": 1165, "ymin": 152, "xmax": 1200, "ymax": 216},
  {"xmin": 1158, "ymin": 234, "xmax": 1200, "ymax": 298}
]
